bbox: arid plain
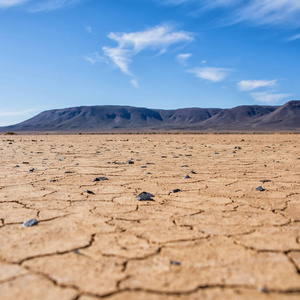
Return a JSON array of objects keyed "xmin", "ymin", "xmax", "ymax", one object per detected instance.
[{"xmin": 1, "ymin": 134, "xmax": 300, "ymax": 300}]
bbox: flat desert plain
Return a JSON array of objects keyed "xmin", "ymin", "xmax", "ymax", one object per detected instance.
[{"xmin": 1, "ymin": 133, "xmax": 300, "ymax": 300}]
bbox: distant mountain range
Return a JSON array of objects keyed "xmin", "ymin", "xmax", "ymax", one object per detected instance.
[{"xmin": 1, "ymin": 100, "xmax": 300, "ymax": 132}]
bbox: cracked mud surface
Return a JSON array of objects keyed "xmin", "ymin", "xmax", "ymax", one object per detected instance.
[{"xmin": 1, "ymin": 134, "xmax": 300, "ymax": 299}]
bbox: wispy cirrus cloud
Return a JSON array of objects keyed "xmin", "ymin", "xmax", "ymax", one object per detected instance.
[
  {"xmin": 0, "ymin": 0, "xmax": 29, "ymax": 7},
  {"xmin": 176, "ymin": 53, "xmax": 192, "ymax": 66},
  {"xmin": 238, "ymin": 79, "xmax": 277, "ymax": 91},
  {"xmin": 251, "ymin": 92, "xmax": 291, "ymax": 104},
  {"xmin": 0, "ymin": 108, "xmax": 38, "ymax": 117},
  {"xmin": 159, "ymin": 0, "xmax": 300, "ymax": 28},
  {"xmin": 102, "ymin": 24, "xmax": 193, "ymax": 86},
  {"xmin": 84, "ymin": 52, "xmax": 106, "ymax": 64},
  {"xmin": 286, "ymin": 33, "xmax": 300, "ymax": 41},
  {"xmin": 188, "ymin": 66, "xmax": 231, "ymax": 82},
  {"xmin": 0, "ymin": 0, "xmax": 86, "ymax": 11}
]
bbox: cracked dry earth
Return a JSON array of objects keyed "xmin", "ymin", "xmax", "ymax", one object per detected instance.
[{"xmin": 1, "ymin": 134, "xmax": 300, "ymax": 300}]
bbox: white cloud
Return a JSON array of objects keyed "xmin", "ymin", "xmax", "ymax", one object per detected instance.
[
  {"xmin": 251, "ymin": 92, "xmax": 291, "ymax": 104},
  {"xmin": 160, "ymin": 0, "xmax": 300, "ymax": 28},
  {"xmin": 103, "ymin": 47, "xmax": 133, "ymax": 76},
  {"xmin": 188, "ymin": 66, "xmax": 231, "ymax": 82},
  {"xmin": 238, "ymin": 79, "xmax": 277, "ymax": 91},
  {"xmin": 0, "ymin": 108, "xmax": 38, "ymax": 117},
  {"xmin": 84, "ymin": 52, "xmax": 106, "ymax": 64},
  {"xmin": 130, "ymin": 79, "xmax": 139, "ymax": 88},
  {"xmin": 0, "ymin": 0, "xmax": 86, "ymax": 11},
  {"xmin": 287, "ymin": 33, "xmax": 300, "ymax": 41},
  {"xmin": 0, "ymin": 0, "xmax": 29, "ymax": 7},
  {"xmin": 102, "ymin": 25, "xmax": 193, "ymax": 84},
  {"xmin": 176, "ymin": 53, "xmax": 192, "ymax": 65}
]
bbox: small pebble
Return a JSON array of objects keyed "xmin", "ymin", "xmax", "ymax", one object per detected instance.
[
  {"xmin": 93, "ymin": 177, "xmax": 109, "ymax": 182},
  {"xmin": 260, "ymin": 180, "xmax": 271, "ymax": 183},
  {"xmin": 170, "ymin": 260, "xmax": 181, "ymax": 266},
  {"xmin": 22, "ymin": 219, "xmax": 38, "ymax": 227},
  {"xmin": 182, "ymin": 174, "xmax": 190, "ymax": 179},
  {"xmin": 181, "ymin": 165, "xmax": 189, "ymax": 167},
  {"xmin": 141, "ymin": 166, "xmax": 147, "ymax": 168},
  {"xmin": 50, "ymin": 179, "xmax": 57, "ymax": 182},
  {"xmin": 29, "ymin": 168, "xmax": 35, "ymax": 173},
  {"xmin": 137, "ymin": 192, "xmax": 154, "ymax": 201},
  {"xmin": 15, "ymin": 165, "xmax": 19, "ymax": 168},
  {"xmin": 145, "ymin": 172, "xmax": 151, "ymax": 175},
  {"xmin": 256, "ymin": 186, "xmax": 265, "ymax": 191},
  {"xmin": 126, "ymin": 160, "xmax": 134, "ymax": 164},
  {"xmin": 171, "ymin": 189, "xmax": 181, "ymax": 193},
  {"xmin": 85, "ymin": 190, "xmax": 95, "ymax": 195},
  {"xmin": 190, "ymin": 170, "xmax": 196, "ymax": 174}
]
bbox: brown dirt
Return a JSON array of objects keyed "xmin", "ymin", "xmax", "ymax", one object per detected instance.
[{"xmin": 1, "ymin": 134, "xmax": 300, "ymax": 299}]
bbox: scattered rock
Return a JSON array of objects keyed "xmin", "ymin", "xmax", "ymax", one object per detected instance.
[
  {"xmin": 29, "ymin": 168, "xmax": 35, "ymax": 173},
  {"xmin": 260, "ymin": 180, "xmax": 271, "ymax": 183},
  {"xmin": 85, "ymin": 190, "xmax": 95, "ymax": 195},
  {"xmin": 137, "ymin": 192, "xmax": 155, "ymax": 201},
  {"xmin": 15, "ymin": 165, "xmax": 19, "ymax": 168},
  {"xmin": 145, "ymin": 172, "xmax": 151, "ymax": 175},
  {"xmin": 171, "ymin": 189, "xmax": 181, "ymax": 193},
  {"xmin": 170, "ymin": 260, "xmax": 181, "ymax": 266},
  {"xmin": 22, "ymin": 219, "xmax": 38, "ymax": 227},
  {"xmin": 50, "ymin": 179, "xmax": 57, "ymax": 182},
  {"xmin": 141, "ymin": 166, "xmax": 147, "ymax": 168},
  {"xmin": 182, "ymin": 174, "xmax": 190, "ymax": 179},
  {"xmin": 181, "ymin": 165, "xmax": 189, "ymax": 167},
  {"xmin": 256, "ymin": 186, "xmax": 265, "ymax": 192},
  {"xmin": 93, "ymin": 177, "xmax": 109, "ymax": 182},
  {"xmin": 190, "ymin": 170, "xmax": 196, "ymax": 174},
  {"xmin": 126, "ymin": 160, "xmax": 134, "ymax": 164}
]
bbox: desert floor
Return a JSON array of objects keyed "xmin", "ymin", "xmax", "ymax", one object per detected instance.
[{"xmin": 1, "ymin": 134, "xmax": 300, "ymax": 300}]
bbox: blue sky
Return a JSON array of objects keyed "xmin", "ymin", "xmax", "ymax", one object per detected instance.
[{"xmin": 0, "ymin": 0, "xmax": 299, "ymax": 126}]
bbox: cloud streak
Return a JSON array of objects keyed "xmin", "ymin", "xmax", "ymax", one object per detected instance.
[
  {"xmin": 251, "ymin": 92, "xmax": 291, "ymax": 104},
  {"xmin": 0, "ymin": 0, "xmax": 29, "ymax": 7},
  {"xmin": 238, "ymin": 79, "xmax": 277, "ymax": 91},
  {"xmin": 160, "ymin": 0, "xmax": 300, "ymax": 28},
  {"xmin": 0, "ymin": 0, "xmax": 86, "ymax": 11},
  {"xmin": 176, "ymin": 53, "xmax": 192, "ymax": 66},
  {"xmin": 102, "ymin": 25, "xmax": 193, "ymax": 86},
  {"xmin": 188, "ymin": 66, "xmax": 231, "ymax": 82}
]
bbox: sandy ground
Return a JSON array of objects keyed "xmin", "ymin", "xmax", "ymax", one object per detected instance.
[{"xmin": 1, "ymin": 133, "xmax": 300, "ymax": 300}]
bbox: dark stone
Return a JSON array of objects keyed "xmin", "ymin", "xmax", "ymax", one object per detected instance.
[
  {"xmin": 29, "ymin": 168, "xmax": 35, "ymax": 173},
  {"xmin": 126, "ymin": 160, "xmax": 134, "ymax": 164},
  {"xmin": 22, "ymin": 219, "xmax": 38, "ymax": 227},
  {"xmin": 50, "ymin": 179, "xmax": 57, "ymax": 182},
  {"xmin": 190, "ymin": 170, "xmax": 196, "ymax": 174},
  {"xmin": 256, "ymin": 186, "xmax": 265, "ymax": 191},
  {"xmin": 181, "ymin": 165, "xmax": 189, "ymax": 167},
  {"xmin": 141, "ymin": 166, "xmax": 147, "ymax": 168},
  {"xmin": 15, "ymin": 165, "xmax": 19, "ymax": 168},
  {"xmin": 145, "ymin": 172, "xmax": 151, "ymax": 175},
  {"xmin": 170, "ymin": 260, "xmax": 181, "ymax": 266},
  {"xmin": 182, "ymin": 174, "xmax": 190, "ymax": 179},
  {"xmin": 171, "ymin": 189, "xmax": 181, "ymax": 193},
  {"xmin": 137, "ymin": 192, "xmax": 155, "ymax": 201},
  {"xmin": 85, "ymin": 190, "xmax": 95, "ymax": 195},
  {"xmin": 260, "ymin": 180, "xmax": 271, "ymax": 183},
  {"xmin": 93, "ymin": 177, "xmax": 109, "ymax": 182}
]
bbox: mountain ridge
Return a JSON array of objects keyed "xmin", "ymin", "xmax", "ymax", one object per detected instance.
[{"xmin": 1, "ymin": 101, "xmax": 299, "ymax": 132}]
